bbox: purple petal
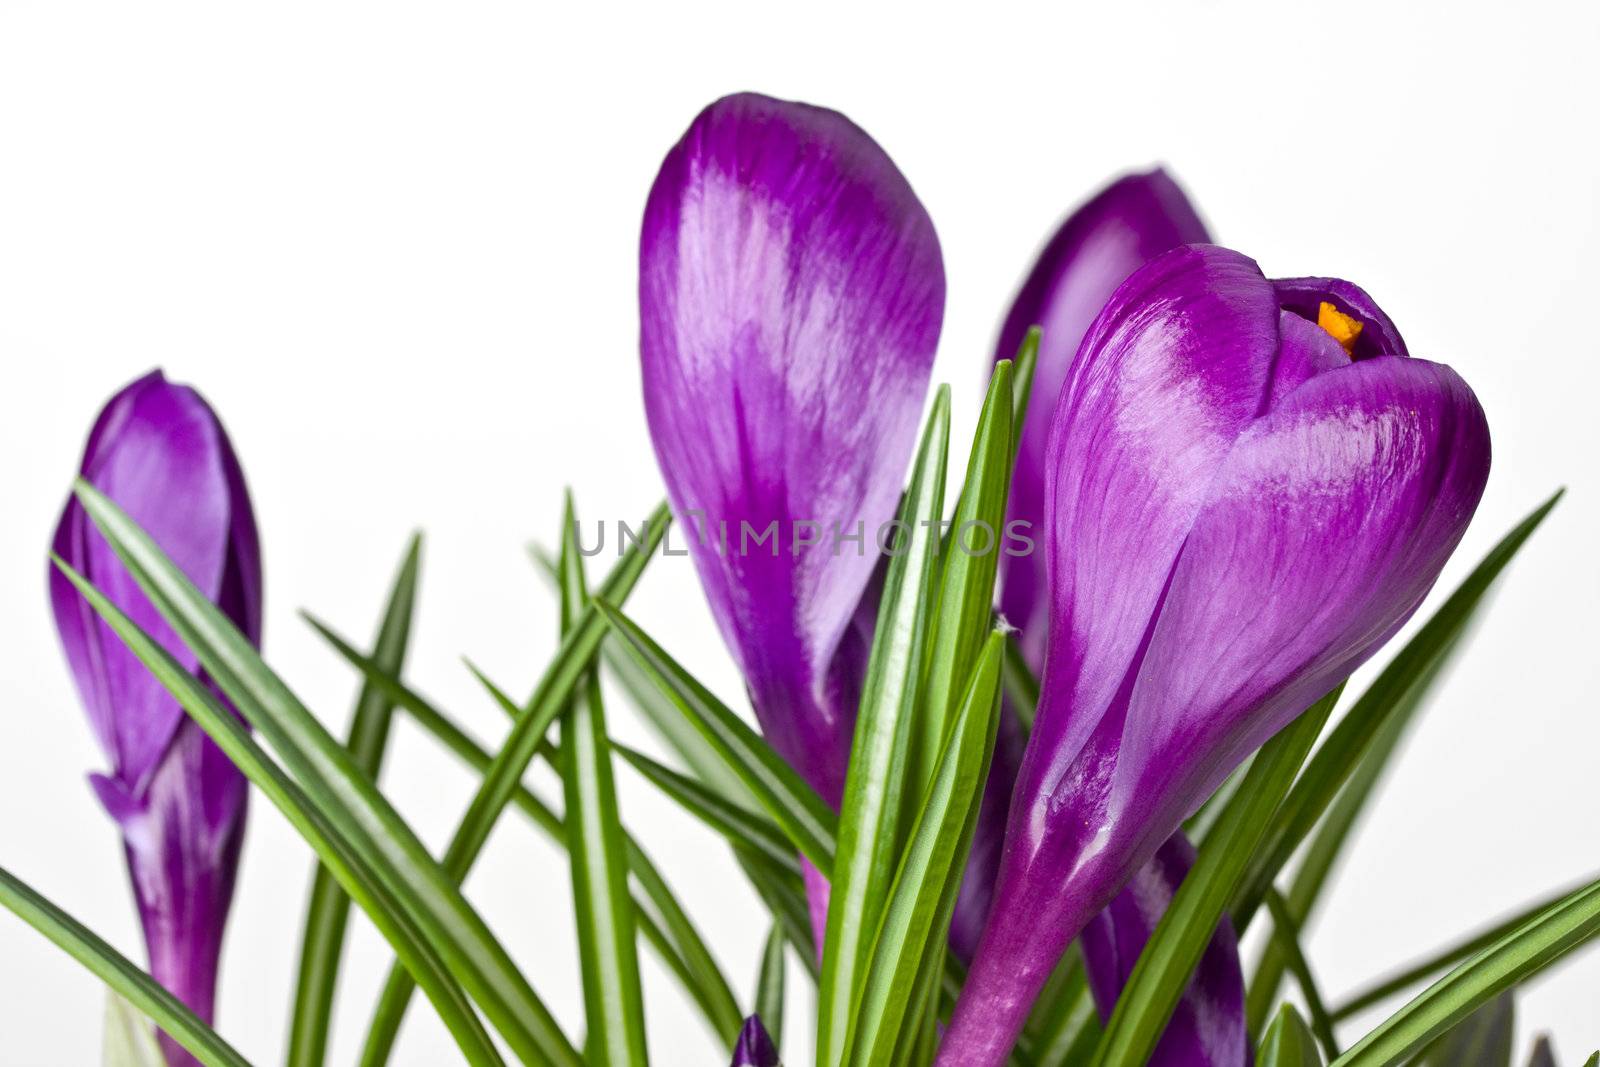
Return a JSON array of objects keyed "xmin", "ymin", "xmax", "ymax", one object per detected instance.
[
  {"xmin": 49, "ymin": 370, "xmax": 260, "ymax": 1048},
  {"xmin": 1274, "ymin": 277, "xmax": 1408, "ymax": 360},
  {"xmin": 996, "ymin": 169, "xmax": 1209, "ymax": 666},
  {"xmin": 640, "ymin": 93, "xmax": 944, "ymax": 804},
  {"xmin": 1080, "ymin": 833, "xmax": 1247, "ymax": 1067},
  {"xmin": 731, "ymin": 1014, "xmax": 781, "ymax": 1067},
  {"xmin": 50, "ymin": 370, "xmax": 262, "ymax": 791},
  {"xmin": 96, "ymin": 720, "xmax": 248, "ymax": 1067},
  {"xmin": 938, "ymin": 250, "xmax": 1489, "ymax": 1065}
]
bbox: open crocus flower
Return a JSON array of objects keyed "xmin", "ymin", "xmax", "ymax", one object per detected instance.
[
  {"xmin": 953, "ymin": 168, "xmax": 1213, "ymax": 962},
  {"xmin": 729, "ymin": 1015, "xmax": 781, "ymax": 1067},
  {"xmin": 938, "ymin": 245, "xmax": 1491, "ymax": 1064},
  {"xmin": 49, "ymin": 370, "xmax": 261, "ymax": 1067},
  {"xmin": 952, "ymin": 170, "xmax": 1248, "ymax": 1062},
  {"xmin": 639, "ymin": 92, "xmax": 944, "ymax": 928}
]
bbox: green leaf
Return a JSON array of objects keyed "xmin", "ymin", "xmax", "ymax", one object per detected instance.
[
  {"xmin": 1331, "ymin": 876, "xmax": 1598, "ymax": 1022},
  {"xmin": 304, "ymin": 616, "xmax": 742, "ymax": 1046},
  {"xmin": 70, "ymin": 481, "xmax": 580, "ymax": 1067},
  {"xmin": 557, "ymin": 495, "xmax": 649, "ymax": 1066},
  {"xmin": 534, "ymin": 546, "xmax": 753, "ymax": 808},
  {"xmin": 352, "ymin": 504, "xmax": 669, "ymax": 1067},
  {"xmin": 289, "ymin": 533, "xmax": 420, "ymax": 1067},
  {"xmin": 0, "ymin": 865, "xmax": 252, "ymax": 1067},
  {"xmin": 52, "ymin": 558, "xmax": 504, "ymax": 1067},
  {"xmin": 595, "ymin": 601, "xmax": 838, "ymax": 875},
  {"xmin": 103, "ymin": 993, "xmax": 167, "ymax": 1067},
  {"xmin": 1246, "ymin": 655, "xmax": 1444, "ymax": 1035},
  {"xmin": 1008, "ymin": 326, "xmax": 1042, "ymax": 463},
  {"xmin": 1020, "ymin": 954, "xmax": 1100, "ymax": 1067},
  {"xmin": 1261, "ymin": 889, "xmax": 1339, "ymax": 1059},
  {"xmin": 1584, "ymin": 1053, "xmax": 1598, "ymax": 1067},
  {"xmin": 819, "ymin": 386, "xmax": 951, "ymax": 1067},
  {"xmin": 1525, "ymin": 1036, "xmax": 1556, "ymax": 1067},
  {"xmin": 740, "ymin": 851, "xmax": 820, "ymax": 979},
  {"xmin": 1258, "ymin": 1005, "xmax": 1325, "ymax": 1067},
  {"xmin": 1233, "ymin": 491, "xmax": 1563, "ymax": 932},
  {"xmin": 1407, "ymin": 991, "xmax": 1514, "ymax": 1067},
  {"xmin": 756, "ymin": 924, "xmax": 788, "ymax": 1049},
  {"xmin": 913, "ymin": 362, "xmax": 1013, "ymax": 796},
  {"xmin": 1332, "ymin": 876, "xmax": 1600, "ymax": 1066},
  {"xmin": 1089, "ymin": 686, "xmax": 1343, "ymax": 1067},
  {"xmin": 615, "ymin": 743, "xmax": 800, "ymax": 876},
  {"xmin": 1000, "ymin": 637, "xmax": 1039, "ymax": 732},
  {"xmin": 849, "ymin": 631, "xmax": 1005, "ymax": 1066}
]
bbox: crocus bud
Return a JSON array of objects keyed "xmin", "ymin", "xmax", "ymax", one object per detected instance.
[
  {"xmin": 50, "ymin": 370, "xmax": 261, "ymax": 1067},
  {"xmin": 954, "ymin": 172, "xmax": 1247, "ymax": 1060},
  {"xmin": 730, "ymin": 1015, "xmax": 781, "ymax": 1067},
  {"xmin": 954, "ymin": 168, "xmax": 1212, "ymax": 961},
  {"xmin": 940, "ymin": 245, "xmax": 1491, "ymax": 1064},
  {"xmin": 1079, "ymin": 834, "xmax": 1247, "ymax": 1066},
  {"xmin": 640, "ymin": 93, "xmax": 944, "ymax": 937}
]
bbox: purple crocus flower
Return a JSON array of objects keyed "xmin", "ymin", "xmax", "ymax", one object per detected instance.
[
  {"xmin": 952, "ymin": 171, "xmax": 1248, "ymax": 1063},
  {"xmin": 50, "ymin": 370, "xmax": 261, "ymax": 1067},
  {"xmin": 639, "ymin": 93, "xmax": 944, "ymax": 933},
  {"xmin": 730, "ymin": 1015, "xmax": 781, "ymax": 1067},
  {"xmin": 953, "ymin": 168, "xmax": 1212, "ymax": 963},
  {"xmin": 938, "ymin": 244, "xmax": 1491, "ymax": 1064}
]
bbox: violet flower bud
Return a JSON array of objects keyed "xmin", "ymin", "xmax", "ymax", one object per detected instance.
[
  {"xmin": 939, "ymin": 245, "xmax": 1491, "ymax": 1064},
  {"xmin": 955, "ymin": 171, "xmax": 1248, "ymax": 1063},
  {"xmin": 49, "ymin": 370, "xmax": 261, "ymax": 1067},
  {"xmin": 639, "ymin": 93, "xmax": 944, "ymax": 936},
  {"xmin": 730, "ymin": 1014, "xmax": 781, "ymax": 1067},
  {"xmin": 954, "ymin": 168, "xmax": 1212, "ymax": 963}
]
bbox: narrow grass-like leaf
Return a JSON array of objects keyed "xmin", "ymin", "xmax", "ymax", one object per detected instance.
[
  {"xmin": 1008, "ymin": 326, "xmax": 1042, "ymax": 461},
  {"xmin": 849, "ymin": 632, "xmax": 1004, "ymax": 1066},
  {"xmin": 1262, "ymin": 889, "xmax": 1338, "ymax": 1059},
  {"xmin": 1234, "ymin": 492, "xmax": 1563, "ymax": 932},
  {"xmin": 1332, "ymin": 875, "xmax": 1600, "ymax": 1067},
  {"xmin": 558, "ymin": 495, "xmax": 648, "ymax": 1065},
  {"xmin": 595, "ymin": 601, "xmax": 838, "ymax": 875},
  {"xmin": 289, "ymin": 534, "xmax": 420, "ymax": 1067},
  {"xmin": 104, "ymin": 992, "xmax": 168, "ymax": 1067},
  {"xmin": 1019, "ymin": 955, "xmax": 1100, "ymax": 1067},
  {"xmin": 1089, "ymin": 686, "xmax": 1343, "ymax": 1067},
  {"xmin": 1000, "ymin": 638, "xmax": 1039, "ymax": 731},
  {"xmin": 0, "ymin": 866, "xmax": 252, "ymax": 1067},
  {"xmin": 304, "ymin": 615, "xmax": 742, "ymax": 1046},
  {"xmin": 1258, "ymin": 1005, "xmax": 1325, "ymax": 1067},
  {"xmin": 534, "ymin": 546, "xmax": 753, "ymax": 807},
  {"xmin": 1407, "ymin": 991, "xmax": 1514, "ymax": 1067},
  {"xmin": 819, "ymin": 386, "xmax": 951, "ymax": 1067},
  {"xmin": 354, "ymin": 507, "xmax": 668, "ymax": 1067},
  {"xmin": 1245, "ymin": 651, "xmax": 1446, "ymax": 1034},
  {"xmin": 741, "ymin": 851, "xmax": 820, "ymax": 979},
  {"xmin": 71, "ymin": 482, "xmax": 580, "ymax": 1067},
  {"xmin": 1330, "ymin": 875, "xmax": 1597, "ymax": 1022},
  {"xmin": 756, "ymin": 924, "xmax": 788, "ymax": 1049},
  {"xmin": 615, "ymin": 743, "xmax": 800, "ymax": 876},
  {"xmin": 47, "ymin": 562, "xmax": 502, "ymax": 1067},
  {"xmin": 913, "ymin": 363, "xmax": 1012, "ymax": 795}
]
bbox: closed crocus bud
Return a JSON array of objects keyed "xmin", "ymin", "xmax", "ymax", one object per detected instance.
[
  {"xmin": 953, "ymin": 168, "xmax": 1212, "ymax": 963},
  {"xmin": 1079, "ymin": 835, "xmax": 1247, "ymax": 1066},
  {"xmin": 953, "ymin": 171, "xmax": 1247, "ymax": 1060},
  {"xmin": 939, "ymin": 245, "xmax": 1491, "ymax": 1064},
  {"xmin": 640, "ymin": 93, "xmax": 944, "ymax": 935},
  {"xmin": 50, "ymin": 370, "xmax": 261, "ymax": 1067},
  {"xmin": 730, "ymin": 1015, "xmax": 781, "ymax": 1067}
]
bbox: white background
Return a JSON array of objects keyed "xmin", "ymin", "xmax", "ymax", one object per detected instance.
[{"xmin": 2, "ymin": 2, "xmax": 1597, "ymax": 1064}]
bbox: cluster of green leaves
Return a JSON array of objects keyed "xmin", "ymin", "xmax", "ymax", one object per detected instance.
[{"xmin": 2, "ymin": 331, "xmax": 1596, "ymax": 1067}]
